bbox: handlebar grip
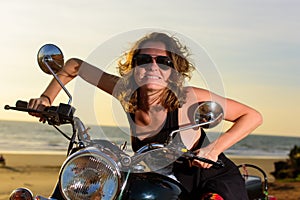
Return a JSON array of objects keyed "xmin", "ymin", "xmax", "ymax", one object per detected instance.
[
  {"xmin": 16, "ymin": 100, "xmax": 28, "ymax": 108},
  {"xmin": 5, "ymin": 101, "xmax": 74, "ymax": 126},
  {"xmin": 4, "ymin": 100, "xmax": 42, "ymax": 114}
]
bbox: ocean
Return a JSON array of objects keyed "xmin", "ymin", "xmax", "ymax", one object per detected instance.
[{"xmin": 0, "ymin": 120, "xmax": 299, "ymax": 158}]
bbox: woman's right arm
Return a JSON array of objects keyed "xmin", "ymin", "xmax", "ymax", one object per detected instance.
[{"xmin": 28, "ymin": 58, "xmax": 119, "ymax": 114}]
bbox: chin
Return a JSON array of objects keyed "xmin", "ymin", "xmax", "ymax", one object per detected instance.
[{"xmin": 141, "ymin": 83, "xmax": 167, "ymax": 91}]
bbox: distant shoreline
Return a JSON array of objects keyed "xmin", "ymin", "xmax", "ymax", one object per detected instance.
[
  {"xmin": 1, "ymin": 119, "xmax": 300, "ymax": 138},
  {"xmin": 1, "ymin": 120, "xmax": 298, "ymax": 160}
]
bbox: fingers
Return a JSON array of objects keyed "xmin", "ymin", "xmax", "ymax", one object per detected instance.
[
  {"xmin": 27, "ymin": 98, "xmax": 48, "ymax": 117},
  {"xmin": 191, "ymin": 149, "xmax": 217, "ymax": 169},
  {"xmin": 28, "ymin": 98, "xmax": 37, "ymax": 110},
  {"xmin": 28, "ymin": 99, "xmax": 39, "ymax": 117},
  {"xmin": 39, "ymin": 116, "xmax": 46, "ymax": 123},
  {"xmin": 192, "ymin": 160, "xmax": 212, "ymax": 168}
]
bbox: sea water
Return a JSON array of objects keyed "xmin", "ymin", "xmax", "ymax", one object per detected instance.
[{"xmin": 0, "ymin": 120, "xmax": 299, "ymax": 158}]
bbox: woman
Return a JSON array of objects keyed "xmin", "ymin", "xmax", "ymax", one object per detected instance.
[{"xmin": 29, "ymin": 32, "xmax": 262, "ymax": 199}]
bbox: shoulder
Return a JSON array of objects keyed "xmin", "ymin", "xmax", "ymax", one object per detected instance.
[
  {"xmin": 183, "ymin": 86, "xmax": 212, "ymax": 102},
  {"xmin": 184, "ymin": 86, "xmax": 207, "ymax": 93}
]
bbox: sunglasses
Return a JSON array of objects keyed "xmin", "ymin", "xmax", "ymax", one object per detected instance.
[{"xmin": 133, "ymin": 54, "xmax": 174, "ymax": 70}]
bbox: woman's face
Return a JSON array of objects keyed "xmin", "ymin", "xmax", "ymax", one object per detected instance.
[{"xmin": 134, "ymin": 41, "xmax": 173, "ymax": 92}]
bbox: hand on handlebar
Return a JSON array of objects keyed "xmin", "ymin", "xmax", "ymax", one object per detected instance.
[
  {"xmin": 28, "ymin": 97, "xmax": 50, "ymax": 121},
  {"xmin": 191, "ymin": 147, "xmax": 220, "ymax": 169}
]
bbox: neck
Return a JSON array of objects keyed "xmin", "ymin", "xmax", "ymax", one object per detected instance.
[{"xmin": 138, "ymin": 88, "xmax": 165, "ymax": 111}]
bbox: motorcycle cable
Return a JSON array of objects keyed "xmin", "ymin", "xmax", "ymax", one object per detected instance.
[
  {"xmin": 52, "ymin": 125, "xmax": 72, "ymax": 141},
  {"xmin": 67, "ymin": 120, "xmax": 77, "ymax": 156}
]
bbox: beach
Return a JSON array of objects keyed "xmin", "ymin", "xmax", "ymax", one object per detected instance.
[
  {"xmin": 0, "ymin": 153, "xmax": 65, "ymax": 200},
  {"xmin": 0, "ymin": 153, "xmax": 299, "ymax": 200}
]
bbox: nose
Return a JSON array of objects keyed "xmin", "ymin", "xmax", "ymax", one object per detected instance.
[{"xmin": 147, "ymin": 58, "xmax": 160, "ymax": 71}]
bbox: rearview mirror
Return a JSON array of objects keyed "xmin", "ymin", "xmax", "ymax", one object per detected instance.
[
  {"xmin": 37, "ymin": 44, "xmax": 72, "ymax": 104},
  {"xmin": 37, "ymin": 44, "xmax": 64, "ymax": 74},
  {"xmin": 167, "ymin": 101, "xmax": 223, "ymax": 144},
  {"xmin": 194, "ymin": 101, "xmax": 223, "ymax": 129}
]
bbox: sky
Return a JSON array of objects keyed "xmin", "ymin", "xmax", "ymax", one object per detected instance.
[{"xmin": 0, "ymin": 0, "xmax": 299, "ymax": 137}]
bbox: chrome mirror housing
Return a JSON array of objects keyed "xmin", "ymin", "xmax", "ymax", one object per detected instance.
[
  {"xmin": 37, "ymin": 44, "xmax": 72, "ymax": 104},
  {"xmin": 37, "ymin": 44, "xmax": 64, "ymax": 74},
  {"xmin": 167, "ymin": 101, "xmax": 223, "ymax": 144},
  {"xmin": 194, "ymin": 101, "xmax": 224, "ymax": 129}
]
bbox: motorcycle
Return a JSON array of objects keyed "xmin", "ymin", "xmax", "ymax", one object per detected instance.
[{"xmin": 5, "ymin": 44, "xmax": 276, "ymax": 200}]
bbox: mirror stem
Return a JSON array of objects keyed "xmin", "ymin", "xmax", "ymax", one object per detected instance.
[
  {"xmin": 167, "ymin": 113, "xmax": 223, "ymax": 144},
  {"xmin": 43, "ymin": 56, "xmax": 73, "ymax": 105},
  {"xmin": 168, "ymin": 122, "xmax": 209, "ymax": 141}
]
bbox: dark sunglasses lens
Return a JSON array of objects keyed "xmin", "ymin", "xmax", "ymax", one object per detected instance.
[
  {"xmin": 135, "ymin": 54, "xmax": 152, "ymax": 66},
  {"xmin": 134, "ymin": 54, "xmax": 173, "ymax": 70},
  {"xmin": 156, "ymin": 56, "xmax": 173, "ymax": 70}
]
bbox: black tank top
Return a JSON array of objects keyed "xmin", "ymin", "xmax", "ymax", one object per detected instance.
[
  {"xmin": 128, "ymin": 109, "xmax": 179, "ymax": 152},
  {"xmin": 128, "ymin": 109, "xmax": 240, "ymax": 197}
]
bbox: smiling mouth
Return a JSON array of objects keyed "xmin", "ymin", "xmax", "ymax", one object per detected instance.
[{"xmin": 143, "ymin": 75, "xmax": 161, "ymax": 80}]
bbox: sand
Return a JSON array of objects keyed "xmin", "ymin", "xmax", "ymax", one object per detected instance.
[
  {"xmin": 0, "ymin": 152, "xmax": 298, "ymax": 200},
  {"xmin": 0, "ymin": 153, "xmax": 65, "ymax": 200}
]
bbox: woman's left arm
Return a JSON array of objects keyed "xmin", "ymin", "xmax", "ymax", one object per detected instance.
[
  {"xmin": 208, "ymin": 98, "xmax": 263, "ymax": 155},
  {"xmin": 191, "ymin": 88, "xmax": 263, "ymax": 168}
]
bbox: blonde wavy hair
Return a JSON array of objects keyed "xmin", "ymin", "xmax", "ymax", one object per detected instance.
[{"xmin": 115, "ymin": 32, "xmax": 195, "ymax": 113}]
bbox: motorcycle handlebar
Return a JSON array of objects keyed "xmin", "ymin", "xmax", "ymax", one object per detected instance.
[
  {"xmin": 4, "ymin": 100, "xmax": 41, "ymax": 113},
  {"xmin": 16, "ymin": 100, "xmax": 29, "ymax": 109},
  {"xmin": 4, "ymin": 100, "xmax": 75, "ymax": 126}
]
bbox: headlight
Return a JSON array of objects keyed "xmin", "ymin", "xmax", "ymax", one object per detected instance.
[{"xmin": 59, "ymin": 147, "xmax": 121, "ymax": 200}]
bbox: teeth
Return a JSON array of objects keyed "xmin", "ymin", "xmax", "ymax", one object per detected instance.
[{"xmin": 145, "ymin": 76, "xmax": 160, "ymax": 79}]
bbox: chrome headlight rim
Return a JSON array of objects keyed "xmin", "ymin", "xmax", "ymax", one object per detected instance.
[
  {"xmin": 59, "ymin": 146, "xmax": 121, "ymax": 200},
  {"xmin": 9, "ymin": 187, "xmax": 33, "ymax": 200}
]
